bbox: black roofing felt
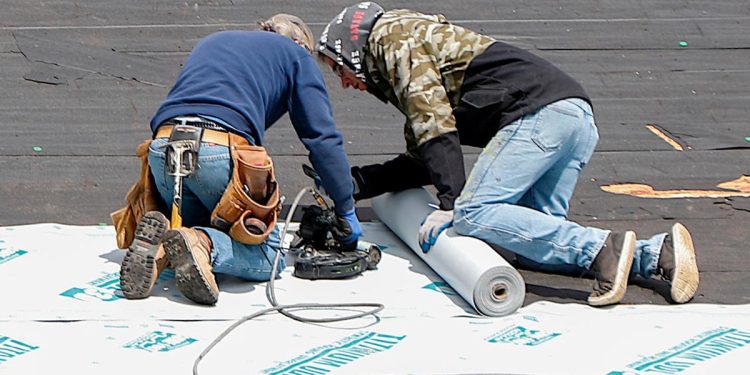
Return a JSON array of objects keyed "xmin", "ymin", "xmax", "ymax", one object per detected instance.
[{"xmin": 1, "ymin": 0, "xmax": 748, "ymax": 306}]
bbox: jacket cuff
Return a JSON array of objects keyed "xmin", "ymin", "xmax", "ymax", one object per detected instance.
[{"xmin": 418, "ymin": 132, "xmax": 466, "ymax": 210}]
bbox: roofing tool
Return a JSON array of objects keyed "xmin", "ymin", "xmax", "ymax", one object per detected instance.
[
  {"xmin": 289, "ymin": 165, "xmax": 381, "ymax": 280},
  {"xmin": 165, "ymin": 125, "xmax": 203, "ymax": 228}
]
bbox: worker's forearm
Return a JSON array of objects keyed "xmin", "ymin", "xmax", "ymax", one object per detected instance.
[{"xmin": 352, "ymin": 154, "xmax": 432, "ymax": 201}]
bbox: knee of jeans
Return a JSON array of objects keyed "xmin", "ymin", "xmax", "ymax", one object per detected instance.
[
  {"xmin": 222, "ymin": 257, "xmax": 283, "ymax": 281},
  {"xmin": 453, "ymin": 197, "xmax": 487, "ymax": 219},
  {"xmin": 454, "ymin": 201, "xmax": 521, "ymax": 237},
  {"xmin": 453, "ymin": 203, "xmax": 468, "ymax": 222},
  {"xmin": 452, "ymin": 208, "xmax": 476, "ymax": 235}
]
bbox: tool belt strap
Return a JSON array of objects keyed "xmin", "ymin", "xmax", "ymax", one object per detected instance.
[{"xmin": 155, "ymin": 125, "xmax": 237, "ymax": 147}]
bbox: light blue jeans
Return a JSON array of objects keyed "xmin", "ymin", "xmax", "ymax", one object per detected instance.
[
  {"xmin": 453, "ymin": 98, "xmax": 664, "ymax": 278},
  {"xmin": 148, "ymin": 137, "xmax": 283, "ymax": 281}
]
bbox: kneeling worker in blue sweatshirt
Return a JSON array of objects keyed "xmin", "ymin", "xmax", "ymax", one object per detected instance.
[{"xmin": 118, "ymin": 15, "xmax": 361, "ymax": 305}]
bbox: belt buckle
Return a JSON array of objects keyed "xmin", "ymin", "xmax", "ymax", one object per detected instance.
[
  {"xmin": 171, "ymin": 116, "xmax": 226, "ymax": 133},
  {"xmin": 172, "ymin": 116, "xmax": 205, "ymax": 126}
]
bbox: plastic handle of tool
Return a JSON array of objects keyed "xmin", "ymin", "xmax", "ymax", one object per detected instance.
[{"xmin": 171, "ymin": 202, "xmax": 182, "ymax": 228}]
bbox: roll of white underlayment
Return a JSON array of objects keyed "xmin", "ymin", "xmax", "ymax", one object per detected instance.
[{"xmin": 372, "ymin": 188, "xmax": 525, "ymax": 317}]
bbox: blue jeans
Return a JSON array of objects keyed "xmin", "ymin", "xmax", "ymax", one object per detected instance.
[
  {"xmin": 148, "ymin": 137, "xmax": 283, "ymax": 281},
  {"xmin": 453, "ymin": 98, "xmax": 663, "ymax": 278}
]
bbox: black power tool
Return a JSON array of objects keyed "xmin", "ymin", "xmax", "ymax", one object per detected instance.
[{"xmin": 290, "ymin": 166, "xmax": 382, "ymax": 280}]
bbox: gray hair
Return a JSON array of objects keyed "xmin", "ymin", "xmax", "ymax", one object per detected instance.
[{"xmin": 259, "ymin": 14, "xmax": 314, "ymax": 53}]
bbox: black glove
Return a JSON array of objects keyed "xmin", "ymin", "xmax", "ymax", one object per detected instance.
[
  {"xmin": 297, "ymin": 205, "xmax": 361, "ymax": 251},
  {"xmin": 351, "ymin": 154, "xmax": 432, "ymax": 201},
  {"xmin": 351, "ymin": 166, "xmax": 371, "ymax": 201}
]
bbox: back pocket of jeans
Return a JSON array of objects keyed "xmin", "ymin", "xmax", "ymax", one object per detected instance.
[
  {"xmin": 546, "ymin": 100, "xmax": 584, "ymax": 118},
  {"xmin": 530, "ymin": 106, "xmax": 578, "ymax": 152}
]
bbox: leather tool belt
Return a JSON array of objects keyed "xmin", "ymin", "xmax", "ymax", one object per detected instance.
[
  {"xmin": 111, "ymin": 139, "xmax": 163, "ymax": 249},
  {"xmin": 155, "ymin": 117, "xmax": 281, "ymax": 245},
  {"xmin": 155, "ymin": 126, "xmax": 230, "ymax": 147},
  {"xmin": 155, "ymin": 116, "xmax": 227, "ymax": 142},
  {"xmin": 209, "ymin": 132, "xmax": 281, "ymax": 245}
]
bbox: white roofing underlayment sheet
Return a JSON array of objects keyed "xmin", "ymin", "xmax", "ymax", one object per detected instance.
[
  {"xmin": 1, "ymin": 223, "xmax": 749, "ymax": 374},
  {"xmin": 372, "ymin": 189, "xmax": 526, "ymax": 316}
]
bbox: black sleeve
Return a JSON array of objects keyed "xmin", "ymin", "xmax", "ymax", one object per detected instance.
[
  {"xmin": 418, "ymin": 132, "xmax": 466, "ymax": 210},
  {"xmin": 351, "ymin": 154, "xmax": 432, "ymax": 201}
]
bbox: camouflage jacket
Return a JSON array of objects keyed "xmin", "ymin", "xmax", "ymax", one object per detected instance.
[
  {"xmin": 365, "ymin": 9, "xmax": 495, "ymax": 154},
  {"xmin": 359, "ymin": 10, "xmax": 588, "ymax": 210}
]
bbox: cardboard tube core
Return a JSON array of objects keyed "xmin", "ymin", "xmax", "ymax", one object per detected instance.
[{"xmin": 492, "ymin": 284, "xmax": 508, "ymax": 302}]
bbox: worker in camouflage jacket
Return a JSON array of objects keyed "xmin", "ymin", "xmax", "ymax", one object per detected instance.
[{"xmin": 317, "ymin": 2, "xmax": 699, "ymax": 306}]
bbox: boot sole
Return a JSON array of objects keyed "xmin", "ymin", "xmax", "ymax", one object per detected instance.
[
  {"xmin": 120, "ymin": 212, "xmax": 169, "ymax": 299},
  {"xmin": 163, "ymin": 230, "xmax": 219, "ymax": 305},
  {"xmin": 670, "ymin": 223, "xmax": 699, "ymax": 303},
  {"xmin": 589, "ymin": 231, "xmax": 636, "ymax": 306}
]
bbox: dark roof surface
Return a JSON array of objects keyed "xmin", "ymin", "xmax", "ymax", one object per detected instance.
[{"xmin": 1, "ymin": 0, "xmax": 748, "ymax": 306}]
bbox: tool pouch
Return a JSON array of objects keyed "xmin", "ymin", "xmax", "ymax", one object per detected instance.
[
  {"xmin": 111, "ymin": 139, "xmax": 165, "ymax": 249},
  {"xmin": 211, "ymin": 134, "xmax": 280, "ymax": 245}
]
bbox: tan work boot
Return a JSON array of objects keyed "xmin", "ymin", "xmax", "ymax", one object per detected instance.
[
  {"xmin": 658, "ymin": 223, "xmax": 699, "ymax": 303},
  {"xmin": 588, "ymin": 231, "xmax": 636, "ymax": 306},
  {"xmin": 162, "ymin": 228, "xmax": 219, "ymax": 305},
  {"xmin": 120, "ymin": 211, "xmax": 170, "ymax": 299}
]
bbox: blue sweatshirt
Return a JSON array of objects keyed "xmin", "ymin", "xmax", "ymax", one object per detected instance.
[{"xmin": 151, "ymin": 31, "xmax": 354, "ymax": 213}]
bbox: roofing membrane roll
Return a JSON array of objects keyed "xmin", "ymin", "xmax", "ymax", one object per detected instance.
[{"xmin": 372, "ymin": 188, "xmax": 525, "ymax": 316}]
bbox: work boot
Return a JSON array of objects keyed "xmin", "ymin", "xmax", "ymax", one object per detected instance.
[
  {"xmin": 588, "ymin": 231, "xmax": 636, "ymax": 306},
  {"xmin": 120, "ymin": 211, "xmax": 170, "ymax": 299},
  {"xmin": 162, "ymin": 228, "xmax": 219, "ymax": 305},
  {"xmin": 657, "ymin": 223, "xmax": 699, "ymax": 303}
]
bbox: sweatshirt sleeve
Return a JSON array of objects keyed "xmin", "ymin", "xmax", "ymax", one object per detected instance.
[{"xmin": 287, "ymin": 55, "xmax": 355, "ymax": 214}]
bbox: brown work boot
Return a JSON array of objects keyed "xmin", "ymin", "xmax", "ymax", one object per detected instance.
[
  {"xmin": 162, "ymin": 228, "xmax": 219, "ymax": 305},
  {"xmin": 120, "ymin": 211, "xmax": 170, "ymax": 299},
  {"xmin": 657, "ymin": 223, "xmax": 699, "ymax": 303},
  {"xmin": 588, "ymin": 231, "xmax": 636, "ymax": 306}
]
